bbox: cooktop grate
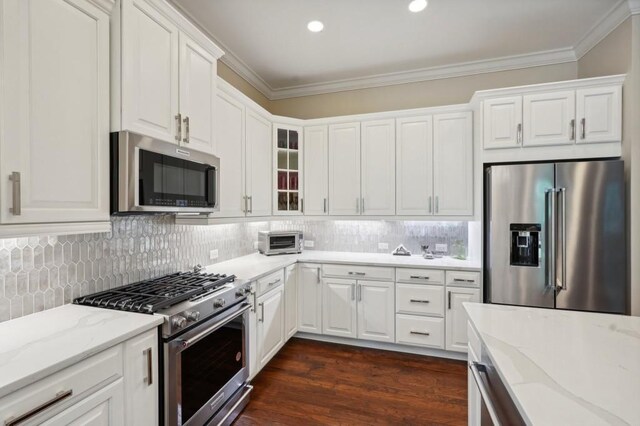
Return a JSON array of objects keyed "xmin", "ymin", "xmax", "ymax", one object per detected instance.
[{"xmin": 73, "ymin": 272, "xmax": 236, "ymax": 314}]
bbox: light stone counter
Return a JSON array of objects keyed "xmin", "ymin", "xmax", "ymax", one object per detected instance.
[
  {"xmin": 464, "ymin": 303, "xmax": 640, "ymax": 425},
  {"xmin": 206, "ymin": 250, "xmax": 480, "ymax": 282},
  {"xmin": 0, "ymin": 304, "xmax": 163, "ymax": 398}
]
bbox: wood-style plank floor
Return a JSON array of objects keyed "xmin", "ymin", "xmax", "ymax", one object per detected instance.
[{"xmin": 234, "ymin": 338, "xmax": 468, "ymax": 425}]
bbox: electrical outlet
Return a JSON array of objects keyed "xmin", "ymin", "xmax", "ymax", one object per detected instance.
[
  {"xmin": 253, "ymin": 241, "xmax": 259, "ymax": 250},
  {"xmin": 209, "ymin": 249, "xmax": 219, "ymax": 260},
  {"xmin": 304, "ymin": 240, "xmax": 315, "ymax": 248},
  {"xmin": 378, "ymin": 242, "xmax": 389, "ymax": 250},
  {"xmin": 435, "ymin": 244, "xmax": 448, "ymax": 253}
]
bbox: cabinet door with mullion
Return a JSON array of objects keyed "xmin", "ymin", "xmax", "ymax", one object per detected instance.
[
  {"xmin": 396, "ymin": 116, "xmax": 433, "ymax": 216},
  {"xmin": 274, "ymin": 124, "xmax": 303, "ymax": 215}
]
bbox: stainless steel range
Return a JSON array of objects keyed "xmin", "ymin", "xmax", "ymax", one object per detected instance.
[{"xmin": 74, "ymin": 270, "xmax": 253, "ymax": 426}]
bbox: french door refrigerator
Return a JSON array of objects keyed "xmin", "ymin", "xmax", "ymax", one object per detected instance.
[{"xmin": 485, "ymin": 160, "xmax": 626, "ymax": 314}]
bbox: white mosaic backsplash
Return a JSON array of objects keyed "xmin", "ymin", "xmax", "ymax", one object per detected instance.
[{"xmin": 0, "ymin": 216, "xmax": 467, "ymax": 323}]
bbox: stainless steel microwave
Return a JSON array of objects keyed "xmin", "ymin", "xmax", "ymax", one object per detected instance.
[
  {"xmin": 110, "ymin": 131, "xmax": 220, "ymax": 214},
  {"xmin": 258, "ymin": 231, "xmax": 304, "ymax": 255}
]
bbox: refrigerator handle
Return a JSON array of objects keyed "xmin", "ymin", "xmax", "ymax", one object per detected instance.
[
  {"xmin": 558, "ymin": 188, "xmax": 567, "ymax": 291},
  {"xmin": 546, "ymin": 189, "xmax": 557, "ymax": 290}
]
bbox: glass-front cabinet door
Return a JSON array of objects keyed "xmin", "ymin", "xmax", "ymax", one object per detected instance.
[{"xmin": 273, "ymin": 124, "xmax": 303, "ymax": 215}]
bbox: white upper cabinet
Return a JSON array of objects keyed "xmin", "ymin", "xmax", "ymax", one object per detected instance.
[
  {"xmin": 120, "ymin": 0, "xmax": 179, "ymax": 143},
  {"xmin": 396, "ymin": 116, "xmax": 433, "ymax": 216},
  {"xmin": 328, "ymin": 123, "xmax": 361, "ymax": 215},
  {"xmin": 273, "ymin": 124, "xmax": 303, "ymax": 215},
  {"xmin": 303, "ymin": 126, "xmax": 329, "ymax": 216},
  {"xmin": 433, "ymin": 112, "xmax": 473, "ymax": 216},
  {"xmin": 215, "ymin": 90, "xmax": 245, "ymax": 218},
  {"xmin": 480, "ymin": 77, "xmax": 623, "ymax": 160},
  {"xmin": 576, "ymin": 86, "xmax": 622, "ymax": 144},
  {"xmin": 361, "ymin": 119, "xmax": 395, "ymax": 216},
  {"xmin": 118, "ymin": 0, "xmax": 223, "ymax": 154},
  {"xmin": 0, "ymin": 0, "xmax": 110, "ymax": 225},
  {"xmin": 523, "ymin": 91, "xmax": 575, "ymax": 146},
  {"xmin": 245, "ymin": 109, "xmax": 272, "ymax": 217},
  {"xmin": 482, "ymin": 96, "xmax": 522, "ymax": 149},
  {"xmin": 178, "ymin": 32, "xmax": 217, "ymax": 154}
]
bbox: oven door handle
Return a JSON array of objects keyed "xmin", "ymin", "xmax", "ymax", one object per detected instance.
[{"xmin": 177, "ymin": 303, "xmax": 250, "ymax": 349}]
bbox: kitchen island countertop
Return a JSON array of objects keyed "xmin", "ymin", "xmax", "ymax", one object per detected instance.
[{"xmin": 464, "ymin": 303, "xmax": 640, "ymax": 425}]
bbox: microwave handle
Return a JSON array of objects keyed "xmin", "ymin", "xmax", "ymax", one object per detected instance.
[{"xmin": 207, "ymin": 167, "xmax": 217, "ymax": 207}]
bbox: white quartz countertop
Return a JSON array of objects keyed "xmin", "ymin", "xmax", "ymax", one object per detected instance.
[
  {"xmin": 464, "ymin": 303, "xmax": 640, "ymax": 425},
  {"xmin": 0, "ymin": 304, "xmax": 163, "ymax": 398},
  {"xmin": 206, "ymin": 251, "xmax": 480, "ymax": 282}
]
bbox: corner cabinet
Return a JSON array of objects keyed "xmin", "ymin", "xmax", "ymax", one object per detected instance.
[
  {"xmin": 0, "ymin": 0, "xmax": 111, "ymax": 233},
  {"xmin": 116, "ymin": 0, "xmax": 223, "ymax": 154},
  {"xmin": 245, "ymin": 109, "xmax": 272, "ymax": 217},
  {"xmin": 273, "ymin": 124, "xmax": 303, "ymax": 215},
  {"xmin": 297, "ymin": 263, "xmax": 323, "ymax": 334}
]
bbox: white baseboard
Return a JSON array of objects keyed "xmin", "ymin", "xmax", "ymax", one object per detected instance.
[{"xmin": 293, "ymin": 332, "xmax": 468, "ymax": 362}]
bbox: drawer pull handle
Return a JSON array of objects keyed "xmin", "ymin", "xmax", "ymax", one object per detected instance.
[
  {"xmin": 5, "ymin": 390, "xmax": 73, "ymax": 426},
  {"xmin": 268, "ymin": 278, "xmax": 281, "ymax": 286},
  {"xmin": 453, "ymin": 278, "xmax": 475, "ymax": 283},
  {"xmin": 144, "ymin": 347, "xmax": 153, "ymax": 386},
  {"xmin": 410, "ymin": 331, "xmax": 430, "ymax": 336},
  {"xmin": 409, "ymin": 299, "xmax": 430, "ymax": 304},
  {"xmin": 410, "ymin": 275, "xmax": 430, "ymax": 280},
  {"xmin": 348, "ymin": 272, "xmax": 366, "ymax": 276}
]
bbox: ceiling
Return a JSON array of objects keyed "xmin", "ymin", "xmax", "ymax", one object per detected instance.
[{"xmin": 171, "ymin": 0, "xmax": 631, "ymax": 99}]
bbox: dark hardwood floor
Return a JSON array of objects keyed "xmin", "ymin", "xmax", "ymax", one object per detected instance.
[{"xmin": 234, "ymin": 338, "xmax": 468, "ymax": 425}]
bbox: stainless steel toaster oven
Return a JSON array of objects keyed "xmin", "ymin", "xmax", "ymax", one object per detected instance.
[{"xmin": 258, "ymin": 231, "xmax": 303, "ymax": 255}]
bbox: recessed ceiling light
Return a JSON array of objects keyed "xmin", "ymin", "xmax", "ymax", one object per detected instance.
[
  {"xmin": 408, "ymin": 0, "xmax": 428, "ymax": 13},
  {"xmin": 307, "ymin": 20, "xmax": 324, "ymax": 33}
]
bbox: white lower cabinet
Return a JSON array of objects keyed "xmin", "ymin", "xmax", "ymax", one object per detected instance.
[
  {"xmin": 396, "ymin": 314, "xmax": 444, "ymax": 349},
  {"xmin": 123, "ymin": 329, "xmax": 158, "ymax": 426},
  {"xmin": 322, "ymin": 278, "xmax": 358, "ymax": 338},
  {"xmin": 41, "ymin": 379, "xmax": 124, "ymax": 425},
  {"xmin": 445, "ymin": 287, "xmax": 480, "ymax": 352},
  {"xmin": 256, "ymin": 284, "xmax": 285, "ymax": 370},
  {"xmin": 0, "ymin": 329, "xmax": 157, "ymax": 426},
  {"xmin": 297, "ymin": 263, "xmax": 323, "ymax": 334},
  {"xmin": 357, "ymin": 280, "xmax": 395, "ymax": 343},
  {"xmin": 284, "ymin": 264, "xmax": 298, "ymax": 340}
]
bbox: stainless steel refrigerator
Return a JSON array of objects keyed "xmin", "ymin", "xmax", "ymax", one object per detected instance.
[{"xmin": 485, "ymin": 160, "xmax": 626, "ymax": 314}]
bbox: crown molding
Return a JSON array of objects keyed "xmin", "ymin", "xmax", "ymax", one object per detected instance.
[
  {"xmin": 268, "ymin": 48, "xmax": 576, "ymax": 100},
  {"xmin": 169, "ymin": 0, "xmax": 635, "ymax": 100},
  {"xmin": 573, "ymin": 0, "xmax": 633, "ymax": 60}
]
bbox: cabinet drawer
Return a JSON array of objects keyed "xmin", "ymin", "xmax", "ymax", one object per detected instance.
[
  {"xmin": 446, "ymin": 270, "xmax": 480, "ymax": 287},
  {"xmin": 396, "ymin": 268, "xmax": 444, "ymax": 285},
  {"xmin": 322, "ymin": 264, "xmax": 394, "ymax": 281},
  {"xmin": 1, "ymin": 346, "xmax": 123, "ymax": 425},
  {"xmin": 396, "ymin": 284, "xmax": 444, "ymax": 316},
  {"xmin": 395, "ymin": 315, "xmax": 444, "ymax": 349},
  {"xmin": 257, "ymin": 269, "xmax": 285, "ymax": 296}
]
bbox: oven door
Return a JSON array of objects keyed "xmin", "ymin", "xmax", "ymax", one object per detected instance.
[{"xmin": 166, "ymin": 302, "xmax": 250, "ymax": 426}]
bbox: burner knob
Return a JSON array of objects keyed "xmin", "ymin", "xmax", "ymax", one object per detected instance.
[
  {"xmin": 172, "ymin": 316, "xmax": 187, "ymax": 329},
  {"xmin": 213, "ymin": 298, "xmax": 226, "ymax": 309},
  {"xmin": 184, "ymin": 311, "xmax": 200, "ymax": 322}
]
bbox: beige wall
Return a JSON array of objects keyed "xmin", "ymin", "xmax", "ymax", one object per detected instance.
[
  {"xmin": 217, "ymin": 62, "xmax": 271, "ymax": 110},
  {"xmin": 268, "ymin": 63, "xmax": 577, "ymax": 119},
  {"xmin": 578, "ymin": 16, "xmax": 639, "ymax": 315}
]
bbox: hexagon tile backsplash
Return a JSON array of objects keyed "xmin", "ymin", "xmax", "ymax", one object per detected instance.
[{"xmin": 0, "ymin": 216, "xmax": 467, "ymax": 323}]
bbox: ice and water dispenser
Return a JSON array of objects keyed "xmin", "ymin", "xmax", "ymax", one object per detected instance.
[{"xmin": 509, "ymin": 224, "xmax": 541, "ymax": 267}]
